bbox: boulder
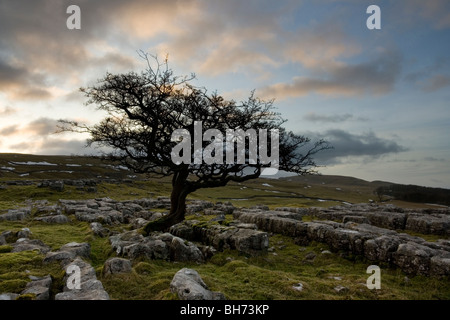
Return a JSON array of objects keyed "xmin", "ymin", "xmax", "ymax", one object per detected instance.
[
  {"xmin": 103, "ymin": 257, "xmax": 132, "ymax": 275},
  {"xmin": 0, "ymin": 208, "xmax": 31, "ymax": 221},
  {"xmin": 16, "ymin": 228, "xmax": 31, "ymax": 239},
  {"xmin": 430, "ymin": 255, "xmax": 450, "ymax": 277},
  {"xmin": 364, "ymin": 235, "xmax": 401, "ymax": 262},
  {"xmin": 49, "ymin": 181, "xmax": 64, "ymax": 192},
  {"xmin": 34, "ymin": 215, "xmax": 70, "ymax": 224},
  {"xmin": 60, "ymin": 242, "xmax": 91, "ymax": 259},
  {"xmin": 55, "ymin": 258, "xmax": 109, "ymax": 300},
  {"xmin": 1, "ymin": 230, "xmax": 16, "ymax": 243},
  {"xmin": 0, "ymin": 293, "xmax": 20, "ymax": 300},
  {"xmin": 170, "ymin": 221, "xmax": 269, "ymax": 255},
  {"xmin": 342, "ymin": 215, "xmax": 370, "ymax": 224},
  {"xmin": 90, "ymin": 222, "xmax": 110, "ymax": 237},
  {"xmin": 405, "ymin": 214, "xmax": 450, "ymax": 236},
  {"xmin": 392, "ymin": 242, "xmax": 436, "ymax": 275},
  {"xmin": 364, "ymin": 211, "xmax": 407, "ymax": 230},
  {"xmin": 170, "ymin": 236, "xmax": 204, "ymax": 263},
  {"xmin": 12, "ymin": 239, "xmax": 51, "ymax": 254},
  {"xmin": 21, "ymin": 275, "xmax": 52, "ymax": 300},
  {"xmin": 170, "ymin": 268, "xmax": 225, "ymax": 300},
  {"xmin": 131, "ymin": 217, "xmax": 149, "ymax": 229},
  {"xmin": 44, "ymin": 250, "xmax": 77, "ymax": 265}
]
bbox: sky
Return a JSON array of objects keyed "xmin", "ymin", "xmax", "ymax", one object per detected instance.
[{"xmin": 0, "ymin": 0, "xmax": 449, "ymax": 188}]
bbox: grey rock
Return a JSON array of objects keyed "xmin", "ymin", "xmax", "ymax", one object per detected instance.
[
  {"xmin": 90, "ymin": 222, "xmax": 110, "ymax": 237},
  {"xmin": 292, "ymin": 283, "xmax": 304, "ymax": 291},
  {"xmin": 49, "ymin": 181, "xmax": 64, "ymax": 192},
  {"xmin": 334, "ymin": 285, "xmax": 349, "ymax": 293},
  {"xmin": 1, "ymin": 230, "xmax": 16, "ymax": 243},
  {"xmin": 430, "ymin": 255, "xmax": 450, "ymax": 277},
  {"xmin": 21, "ymin": 275, "xmax": 52, "ymax": 300},
  {"xmin": 12, "ymin": 239, "xmax": 51, "ymax": 254},
  {"xmin": 131, "ymin": 217, "xmax": 149, "ymax": 229},
  {"xmin": 392, "ymin": 242, "xmax": 436, "ymax": 275},
  {"xmin": 60, "ymin": 242, "xmax": 91, "ymax": 259},
  {"xmin": 34, "ymin": 214, "xmax": 70, "ymax": 224},
  {"xmin": 44, "ymin": 250, "xmax": 77, "ymax": 265},
  {"xmin": 406, "ymin": 214, "xmax": 450, "ymax": 236},
  {"xmin": 170, "ymin": 268, "xmax": 225, "ymax": 300},
  {"xmin": 304, "ymin": 251, "xmax": 316, "ymax": 261},
  {"xmin": 17, "ymin": 227, "xmax": 31, "ymax": 238},
  {"xmin": 0, "ymin": 208, "xmax": 31, "ymax": 221},
  {"xmin": 364, "ymin": 235, "xmax": 401, "ymax": 262},
  {"xmin": 55, "ymin": 258, "xmax": 109, "ymax": 300},
  {"xmin": 103, "ymin": 257, "xmax": 132, "ymax": 275},
  {"xmin": 0, "ymin": 293, "xmax": 20, "ymax": 300},
  {"xmin": 171, "ymin": 236, "xmax": 204, "ymax": 263},
  {"xmin": 343, "ymin": 215, "xmax": 370, "ymax": 224}
]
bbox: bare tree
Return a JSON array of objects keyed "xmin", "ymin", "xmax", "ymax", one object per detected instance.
[{"xmin": 59, "ymin": 53, "xmax": 331, "ymax": 233}]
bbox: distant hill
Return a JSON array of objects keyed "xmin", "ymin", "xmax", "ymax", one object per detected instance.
[
  {"xmin": 279, "ymin": 174, "xmax": 392, "ymax": 189},
  {"xmin": 1, "ymin": 153, "xmax": 448, "ymax": 208}
]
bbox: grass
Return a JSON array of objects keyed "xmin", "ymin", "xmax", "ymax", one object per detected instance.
[
  {"xmin": 3, "ymin": 209, "xmax": 449, "ymax": 300},
  {"xmin": 99, "ymin": 232, "xmax": 450, "ymax": 300}
]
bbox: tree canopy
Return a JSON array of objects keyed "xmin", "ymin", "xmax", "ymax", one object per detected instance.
[{"xmin": 59, "ymin": 53, "xmax": 331, "ymax": 232}]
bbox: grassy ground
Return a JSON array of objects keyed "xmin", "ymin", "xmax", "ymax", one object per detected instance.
[
  {"xmin": 2, "ymin": 218, "xmax": 448, "ymax": 300},
  {"xmin": 1, "ymin": 153, "xmax": 449, "ymax": 300}
]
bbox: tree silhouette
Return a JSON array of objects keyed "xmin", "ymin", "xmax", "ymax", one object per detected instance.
[{"xmin": 59, "ymin": 53, "xmax": 331, "ymax": 233}]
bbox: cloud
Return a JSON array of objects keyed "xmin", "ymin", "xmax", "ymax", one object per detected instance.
[
  {"xmin": 0, "ymin": 106, "xmax": 17, "ymax": 116},
  {"xmin": 410, "ymin": 0, "xmax": 450, "ymax": 29},
  {"xmin": 37, "ymin": 138, "xmax": 96, "ymax": 155},
  {"xmin": 0, "ymin": 0, "xmax": 141, "ymax": 101},
  {"xmin": 303, "ymin": 113, "xmax": 368, "ymax": 123},
  {"xmin": 262, "ymin": 50, "xmax": 402, "ymax": 100},
  {"xmin": 24, "ymin": 118, "xmax": 60, "ymax": 136},
  {"xmin": 421, "ymin": 74, "xmax": 450, "ymax": 92},
  {"xmin": 0, "ymin": 118, "xmax": 59, "ymax": 137},
  {"xmin": 0, "ymin": 125, "xmax": 19, "ymax": 136},
  {"xmin": 423, "ymin": 156, "xmax": 446, "ymax": 162},
  {"xmin": 0, "ymin": 55, "xmax": 53, "ymax": 100},
  {"xmin": 282, "ymin": 23, "xmax": 361, "ymax": 70},
  {"xmin": 304, "ymin": 129, "xmax": 408, "ymax": 165}
]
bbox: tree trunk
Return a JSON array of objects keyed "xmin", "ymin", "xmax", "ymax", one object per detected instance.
[{"xmin": 144, "ymin": 170, "xmax": 190, "ymax": 234}]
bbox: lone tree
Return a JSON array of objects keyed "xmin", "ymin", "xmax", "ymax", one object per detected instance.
[{"xmin": 59, "ymin": 53, "xmax": 331, "ymax": 233}]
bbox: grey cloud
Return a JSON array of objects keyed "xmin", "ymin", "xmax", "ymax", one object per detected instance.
[
  {"xmin": 0, "ymin": 56, "xmax": 52, "ymax": 100},
  {"xmin": 302, "ymin": 129, "xmax": 408, "ymax": 165},
  {"xmin": 0, "ymin": 106, "xmax": 17, "ymax": 116},
  {"xmin": 37, "ymin": 138, "xmax": 94, "ymax": 155},
  {"xmin": 0, "ymin": 58, "xmax": 27, "ymax": 86},
  {"xmin": 8, "ymin": 141, "xmax": 33, "ymax": 151},
  {"xmin": 0, "ymin": 0, "xmax": 141, "ymax": 100},
  {"xmin": 422, "ymin": 75, "xmax": 450, "ymax": 92},
  {"xmin": 262, "ymin": 51, "xmax": 402, "ymax": 99},
  {"xmin": 424, "ymin": 156, "xmax": 446, "ymax": 162},
  {"xmin": 303, "ymin": 113, "xmax": 368, "ymax": 123},
  {"xmin": 0, "ymin": 118, "xmax": 58, "ymax": 138},
  {"xmin": 0, "ymin": 125, "xmax": 19, "ymax": 136},
  {"xmin": 25, "ymin": 118, "xmax": 59, "ymax": 136}
]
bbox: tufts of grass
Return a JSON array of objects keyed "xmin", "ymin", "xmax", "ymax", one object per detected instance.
[
  {"xmin": 0, "ymin": 250, "xmax": 64, "ymax": 297},
  {"xmin": 97, "ymin": 233, "xmax": 450, "ymax": 300}
]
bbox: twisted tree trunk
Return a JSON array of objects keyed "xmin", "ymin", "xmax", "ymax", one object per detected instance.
[{"xmin": 144, "ymin": 169, "xmax": 190, "ymax": 234}]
